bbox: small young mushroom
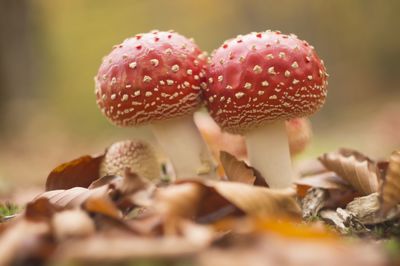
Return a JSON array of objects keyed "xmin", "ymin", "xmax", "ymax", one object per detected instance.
[
  {"xmin": 99, "ymin": 140, "xmax": 160, "ymax": 180},
  {"xmin": 194, "ymin": 111, "xmax": 247, "ymax": 162},
  {"xmin": 203, "ymin": 30, "xmax": 328, "ymax": 188},
  {"xmin": 287, "ymin": 118, "xmax": 312, "ymax": 157},
  {"xmin": 95, "ymin": 31, "xmax": 214, "ymax": 179}
]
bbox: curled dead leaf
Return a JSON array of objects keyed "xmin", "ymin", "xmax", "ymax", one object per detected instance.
[
  {"xmin": 380, "ymin": 150, "xmax": 400, "ymax": 214},
  {"xmin": 35, "ymin": 186, "xmax": 109, "ymax": 209},
  {"xmin": 296, "ymin": 171, "xmax": 360, "ymax": 211},
  {"xmin": 220, "ymin": 151, "xmax": 256, "ymax": 185},
  {"xmin": 156, "ymin": 182, "xmax": 206, "ymax": 219},
  {"xmin": 83, "ymin": 195, "xmax": 122, "ymax": 219},
  {"xmin": 37, "ymin": 169, "xmax": 150, "ymax": 211},
  {"xmin": 295, "ymin": 171, "xmax": 351, "ymax": 197},
  {"xmin": 347, "ymin": 193, "xmax": 400, "ymax": 225},
  {"xmin": 156, "ymin": 180, "xmax": 300, "ymax": 223},
  {"xmin": 45, "ymin": 140, "xmax": 158, "ymax": 192},
  {"xmin": 296, "ymin": 159, "xmax": 328, "ymax": 177},
  {"xmin": 211, "ymin": 181, "xmax": 300, "ymax": 219},
  {"xmin": 319, "ymin": 148, "xmax": 379, "ymax": 195},
  {"xmin": 46, "ymin": 155, "xmax": 104, "ymax": 191},
  {"xmin": 25, "ymin": 197, "xmax": 61, "ymax": 221}
]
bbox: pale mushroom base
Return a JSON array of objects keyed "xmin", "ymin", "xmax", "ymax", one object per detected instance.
[
  {"xmin": 151, "ymin": 115, "xmax": 216, "ymax": 179},
  {"xmin": 245, "ymin": 121, "xmax": 293, "ymax": 188}
]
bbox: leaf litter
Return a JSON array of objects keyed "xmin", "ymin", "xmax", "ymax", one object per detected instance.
[{"xmin": 1, "ymin": 143, "xmax": 400, "ymax": 265}]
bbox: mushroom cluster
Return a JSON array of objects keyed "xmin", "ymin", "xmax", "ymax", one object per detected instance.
[{"xmin": 95, "ymin": 30, "xmax": 328, "ymax": 186}]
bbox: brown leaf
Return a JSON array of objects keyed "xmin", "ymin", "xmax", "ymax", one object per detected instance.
[
  {"xmin": 46, "ymin": 155, "xmax": 104, "ymax": 191},
  {"xmin": 156, "ymin": 180, "xmax": 300, "ymax": 223},
  {"xmin": 295, "ymin": 171, "xmax": 352, "ymax": 197},
  {"xmin": 35, "ymin": 186, "xmax": 109, "ymax": 209},
  {"xmin": 347, "ymin": 193, "xmax": 400, "ymax": 225},
  {"xmin": 220, "ymin": 151, "xmax": 255, "ymax": 185},
  {"xmin": 38, "ymin": 169, "xmax": 149, "ymax": 211},
  {"xmin": 83, "ymin": 195, "xmax": 122, "ymax": 219},
  {"xmin": 319, "ymin": 148, "xmax": 379, "ymax": 195},
  {"xmin": 296, "ymin": 171, "xmax": 359, "ymax": 209},
  {"xmin": 210, "ymin": 181, "xmax": 300, "ymax": 219},
  {"xmin": 156, "ymin": 182, "xmax": 209, "ymax": 220},
  {"xmin": 380, "ymin": 150, "xmax": 400, "ymax": 213},
  {"xmin": 296, "ymin": 159, "xmax": 328, "ymax": 177},
  {"xmin": 25, "ymin": 197, "xmax": 60, "ymax": 221}
]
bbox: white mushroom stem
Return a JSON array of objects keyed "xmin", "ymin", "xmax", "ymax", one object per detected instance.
[
  {"xmin": 245, "ymin": 121, "xmax": 293, "ymax": 188},
  {"xmin": 151, "ymin": 115, "xmax": 216, "ymax": 179}
]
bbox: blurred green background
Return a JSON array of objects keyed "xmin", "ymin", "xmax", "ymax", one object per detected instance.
[{"xmin": 0, "ymin": 0, "xmax": 399, "ymax": 190}]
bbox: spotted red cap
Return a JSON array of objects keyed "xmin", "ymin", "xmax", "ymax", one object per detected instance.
[
  {"xmin": 95, "ymin": 30, "xmax": 208, "ymax": 126},
  {"xmin": 203, "ymin": 30, "xmax": 328, "ymax": 134}
]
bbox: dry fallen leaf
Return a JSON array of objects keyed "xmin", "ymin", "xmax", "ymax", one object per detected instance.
[
  {"xmin": 319, "ymin": 148, "xmax": 379, "ymax": 195},
  {"xmin": 211, "ymin": 181, "xmax": 300, "ymax": 219},
  {"xmin": 45, "ymin": 140, "xmax": 158, "ymax": 192},
  {"xmin": 220, "ymin": 151, "xmax": 256, "ymax": 185},
  {"xmin": 296, "ymin": 159, "xmax": 328, "ymax": 177},
  {"xmin": 0, "ymin": 220, "xmax": 53, "ymax": 265},
  {"xmin": 46, "ymin": 155, "xmax": 104, "ymax": 191},
  {"xmin": 156, "ymin": 180, "xmax": 300, "ymax": 223},
  {"xmin": 52, "ymin": 209, "xmax": 95, "ymax": 240},
  {"xmin": 25, "ymin": 197, "xmax": 61, "ymax": 222},
  {"xmin": 295, "ymin": 171, "xmax": 351, "ymax": 197},
  {"xmin": 380, "ymin": 150, "xmax": 400, "ymax": 214},
  {"xmin": 347, "ymin": 193, "xmax": 400, "ymax": 225},
  {"xmin": 156, "ymin": 182, "xmax": 206, "ymax": 220},
  {"xmin": 37, "ymin": 169, "xmax": 150, "ymax": 211},
  {"xmin": 295, "ymin": 170, "xmax": 359, "ymax": 208},
  {"xmin": 83, "ymin": 195, "xmax": 122, "ymax": 219},
  {"xmin": 35, "ymin": 186, "xmax": 109, "ymax": 209}
]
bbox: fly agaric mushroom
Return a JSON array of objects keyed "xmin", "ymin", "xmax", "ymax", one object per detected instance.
[
  {"xmin": 99, "ymin": 140, "xmax": 160, "ymax": 180},
  {"xmin": 204, "ymin": 30, "xmax": 328, "ymax": 188},
  {"xmin": 95, "ymin": 30, "xmax": 214, "ymax": 179}
]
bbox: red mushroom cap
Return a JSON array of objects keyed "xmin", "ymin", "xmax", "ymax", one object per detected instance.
[
  {"xmin": 95, "ymin": 30, "xmax": 208, "ymax": 126},
  {"xmin": 203, "ymin": 30, "xmax": 328, "ymax": 134}
]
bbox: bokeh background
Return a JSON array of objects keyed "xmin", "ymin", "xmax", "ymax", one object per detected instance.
[{"xmin": 1, "ymin": 0, "xmax": 399, "ymax": 191}]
